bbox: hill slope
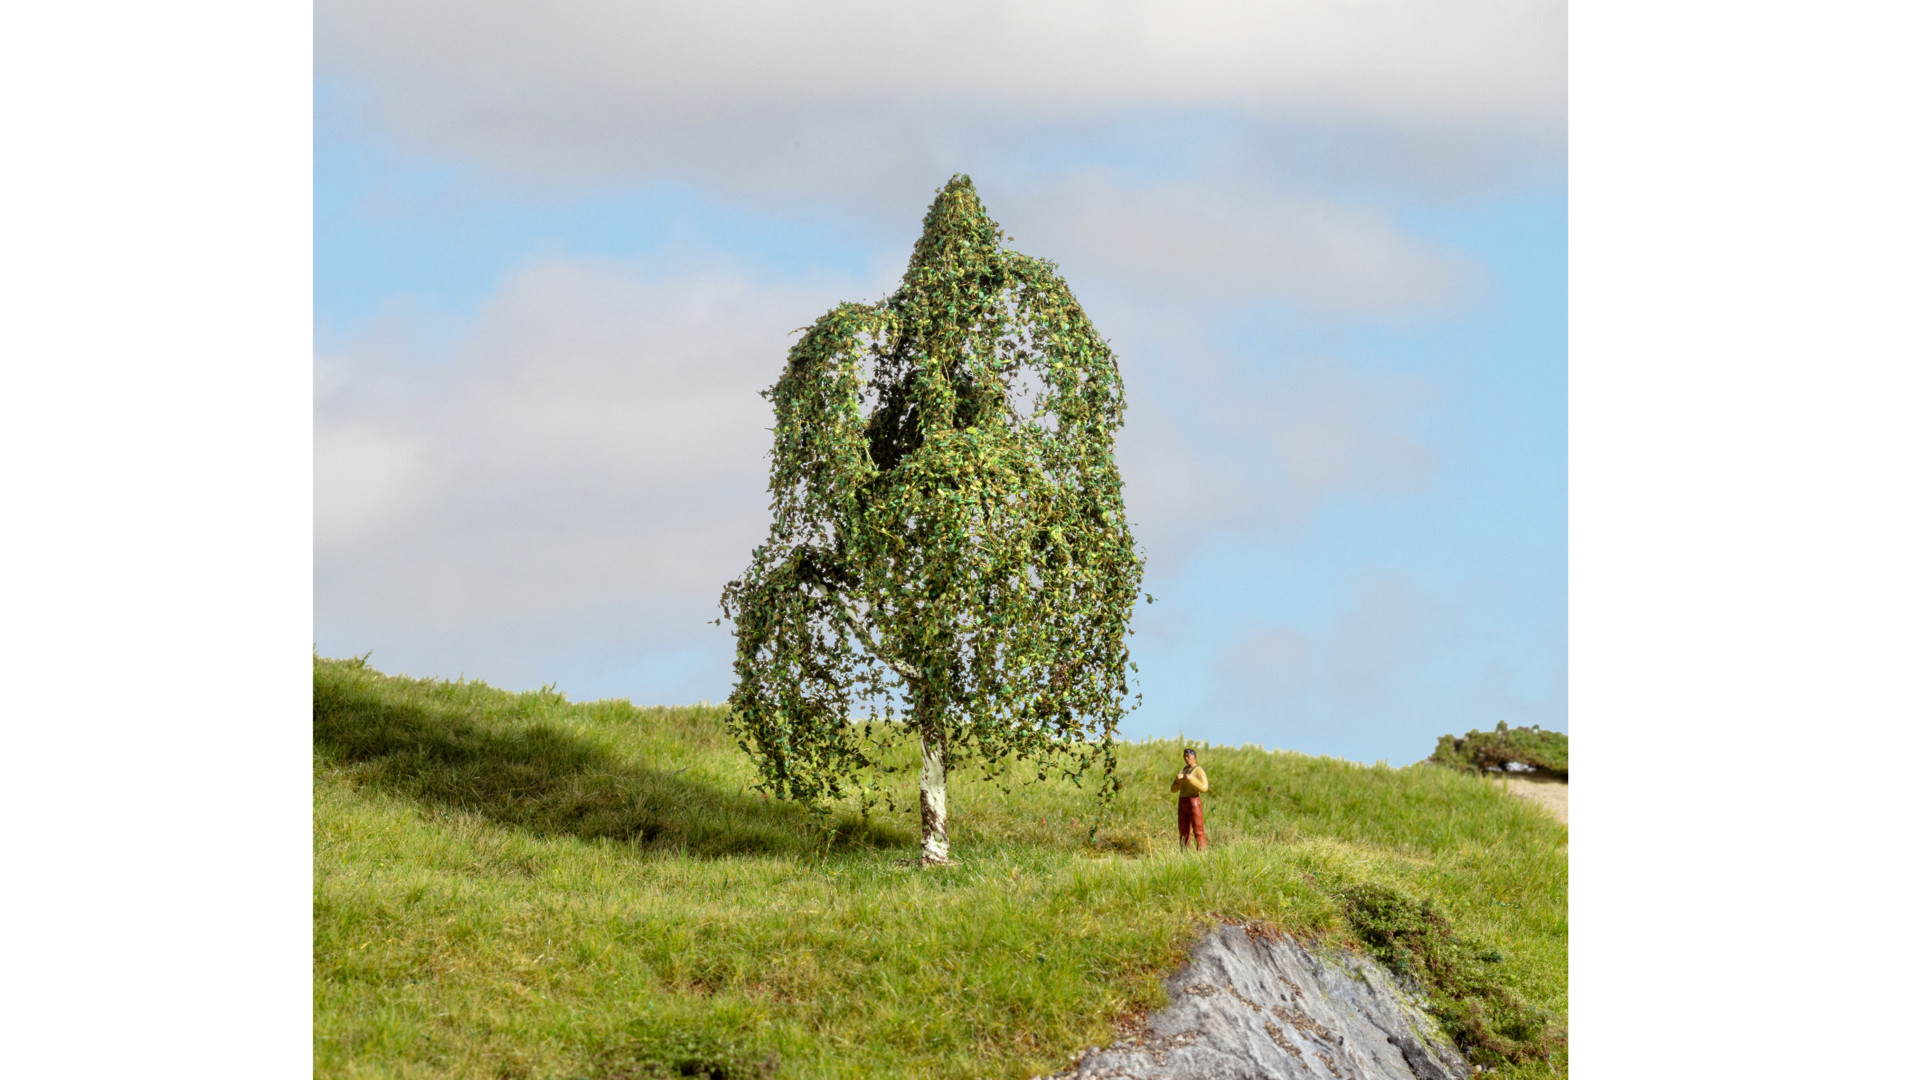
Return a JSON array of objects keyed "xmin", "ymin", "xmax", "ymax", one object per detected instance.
[{"xmin": 314, "ymin": 656, "xmax": 1566, "ymax": 1079}]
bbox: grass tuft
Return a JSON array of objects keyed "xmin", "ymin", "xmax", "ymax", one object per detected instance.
[{"xmin": 1428, "ymin": 722, "xmax": 1568, "ymax": 779}]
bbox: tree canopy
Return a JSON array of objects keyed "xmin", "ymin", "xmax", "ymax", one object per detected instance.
[{"xmin": 719, "ymin": 175, "xmax": 1145, "ymax": 861}]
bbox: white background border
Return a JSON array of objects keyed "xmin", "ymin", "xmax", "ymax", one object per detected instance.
[{"xmin": 5, "ymin": 1, "xmax": 1915, "ymax": 1074}]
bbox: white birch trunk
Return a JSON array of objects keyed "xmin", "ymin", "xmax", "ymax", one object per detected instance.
[{"xmin": 918, "ymin": 727, "xmax": 951, "ymax": 863}]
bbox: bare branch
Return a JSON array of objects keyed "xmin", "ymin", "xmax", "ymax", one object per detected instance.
[{"xmin": 825, "ymin": 589, "xmax": 923, "ymax": 685}]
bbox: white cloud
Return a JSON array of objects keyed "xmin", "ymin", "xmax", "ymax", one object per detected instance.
[
  {"xmin": 1114, "ymin": 343, "xmax": 1435, "ymax": 565},
  {"xmin": 317, "ymin": 0, "xmax": 1565, "ymax": 195},
  {"xmin": 1001, "ymin": 174, "xmax": 1478, "ymax": 314},
  {"xmin": 314, "ymin": 426, "xmax": 420, "ymax": 547},
  {"xmin": 315, "ymin": 256, "xmax": 877, "ymax": 647}
]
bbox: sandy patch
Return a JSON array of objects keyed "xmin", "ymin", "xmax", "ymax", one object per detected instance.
[{"xmin": 1497, "ymin": 773, "xmax": 1567, "ymax": 824}]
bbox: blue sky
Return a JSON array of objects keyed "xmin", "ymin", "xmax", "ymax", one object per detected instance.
[{"xmin": 314, "ymin": 1, "xmax": 1566, "ymax": 765}]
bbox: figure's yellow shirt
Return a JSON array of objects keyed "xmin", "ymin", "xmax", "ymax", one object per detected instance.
[{"xmin": 1170, "ymin": 765, "xmax": 1208, "ymax": 798}]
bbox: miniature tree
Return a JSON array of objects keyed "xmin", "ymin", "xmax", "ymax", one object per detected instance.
[{"xmin": 719, "ymin": 175, "xmax": 1145, "ymax": 863}]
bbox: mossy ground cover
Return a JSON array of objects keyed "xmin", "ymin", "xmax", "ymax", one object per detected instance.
[{"xmin": 315, "ymin": 656, "xmax": 1566, "ymax": 1079}]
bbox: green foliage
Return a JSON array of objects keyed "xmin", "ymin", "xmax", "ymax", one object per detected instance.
[
  {"xmin": 719, "ymin": 175, "xmax": 1144, "ymax": 811},
  {"xmin": 1340, "ymin": 883, "xmax": 1565, "ymax": 1068},
  {"xmin": 1429, "ymin": 721, "xmax": 1568, "ymax": 779},
  {"xmin": 315, "ymin": 657, "xmax": 1567, "ymax": 1079}
]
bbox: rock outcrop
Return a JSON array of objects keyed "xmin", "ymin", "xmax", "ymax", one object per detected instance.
[{"xmin": 1045, "ymin": 924, "xmax": 1472, "ymax": 1080}]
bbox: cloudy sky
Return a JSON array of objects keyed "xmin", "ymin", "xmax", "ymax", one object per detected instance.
[{"xmin": 314, "ymin": 0, "xmax": 1567, "ymax": 766}]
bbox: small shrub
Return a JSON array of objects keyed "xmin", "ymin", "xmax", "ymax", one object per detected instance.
[{"xmin": 1428, "ymin": 721, "xmax": 1567, "ymax": 779}]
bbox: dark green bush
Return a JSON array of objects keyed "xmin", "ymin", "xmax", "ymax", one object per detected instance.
[{"xmin": 1428, "ymin": 721, "xmax": 1567, "ymax": 779}]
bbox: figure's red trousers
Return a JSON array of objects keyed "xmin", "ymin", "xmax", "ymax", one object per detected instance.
[{"xmin": 1178, "ymin": 796, "xmax": 1207, "ymax": 849}]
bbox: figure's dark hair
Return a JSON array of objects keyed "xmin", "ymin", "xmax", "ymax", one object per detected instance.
[{"xmin": 1184, "ymin": 747, "xmax": 1197, "ymax": 756}]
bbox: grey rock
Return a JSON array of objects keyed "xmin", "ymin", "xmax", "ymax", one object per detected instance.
[{"xmin": 1042, "ymin": 925, "xmax": 1472, "ymax": 1080}]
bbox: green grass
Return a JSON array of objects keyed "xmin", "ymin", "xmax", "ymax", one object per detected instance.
[{"xmin": 315, "ymin": 655, "xmax": 1567, "ymax": 1079}]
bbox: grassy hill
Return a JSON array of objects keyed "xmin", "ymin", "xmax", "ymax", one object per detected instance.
[{"xmin": 314, "ymin": 656, "xmax": 1567, "ymax": 1079}]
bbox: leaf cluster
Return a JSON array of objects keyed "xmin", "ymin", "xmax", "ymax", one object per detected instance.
[{"xmin": 720, "ymin": 175, "xmax": 1145, "ymax": 813}]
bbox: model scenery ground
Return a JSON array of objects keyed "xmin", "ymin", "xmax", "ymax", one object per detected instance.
[{"xmin": 314, "ymin": 656, "xmax": 1567, "ymax": 1079}]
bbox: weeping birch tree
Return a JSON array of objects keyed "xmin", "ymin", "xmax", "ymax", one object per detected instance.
[{"xmin": 719, "ymin": 175, "xmax": 1144, "ymax": 864}]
